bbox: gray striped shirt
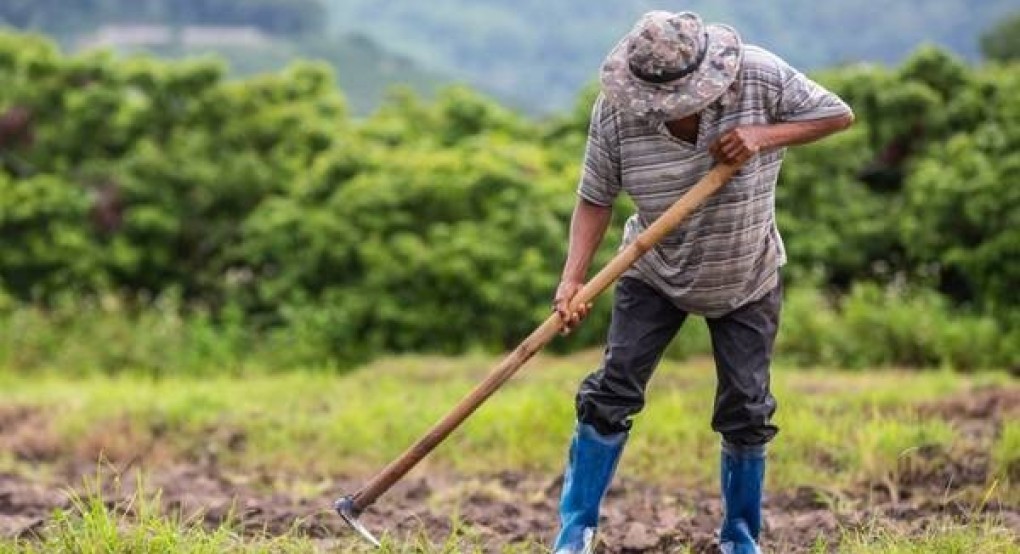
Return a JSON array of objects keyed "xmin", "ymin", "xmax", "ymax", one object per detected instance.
[{"xmin": 579, "ymin": 45, "xmax": 852, "ymax": 317}]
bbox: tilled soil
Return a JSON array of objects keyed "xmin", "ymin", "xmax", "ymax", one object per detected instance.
[{"xmin": 0, "ymin": 387, "xmax": 1018, "ymax": 552}]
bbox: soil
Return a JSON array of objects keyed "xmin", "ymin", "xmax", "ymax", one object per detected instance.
[{"xmin": 0, "ymin": 387, "xmax": 1017, "ymax": 552}]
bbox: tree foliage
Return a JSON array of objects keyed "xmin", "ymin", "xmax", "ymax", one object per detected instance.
[{"xmin": 0, "ymin": 31, "xmax": 1016, "ymax": 367}]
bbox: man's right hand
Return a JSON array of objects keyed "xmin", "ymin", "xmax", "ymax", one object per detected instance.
[{"xmin": 553, "ymin": 279, "xmax": 592, "ymax": 335}]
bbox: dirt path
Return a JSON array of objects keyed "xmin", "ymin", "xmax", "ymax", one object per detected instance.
[{"xmin": 0, "ymin": 387, "xmax": 1017, "ymax": 552}]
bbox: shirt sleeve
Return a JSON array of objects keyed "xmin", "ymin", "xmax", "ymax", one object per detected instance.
[
  {"xmin": 770, "ymin": 54, "xmax": 852, "ymax": 123},
  {"xmin": 576, "ymin": 95, "xmax": 622, "ymax": 207}
]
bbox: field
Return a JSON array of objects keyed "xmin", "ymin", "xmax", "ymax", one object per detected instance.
[
  {"xmin": 1, "ymin": 3, "xmax": 1019, "ymax": 553},
  {"xmin": 0, "ymin": 352, "xmax": 1016, "ymax": 553}
]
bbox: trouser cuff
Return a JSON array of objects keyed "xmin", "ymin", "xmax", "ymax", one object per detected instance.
[{"xmin": 722, "ymin": 440, "xmax": 766, "ymax": 458}]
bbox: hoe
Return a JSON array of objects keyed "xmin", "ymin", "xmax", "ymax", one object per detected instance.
[{"xmin": 336, "ymin": 162, "xmax": 743, "ymax": 547}]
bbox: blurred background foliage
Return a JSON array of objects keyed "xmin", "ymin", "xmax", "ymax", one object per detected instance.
[{"xmin": 0, "ymin": 4, "xmax": 1017, "ymax": 374}]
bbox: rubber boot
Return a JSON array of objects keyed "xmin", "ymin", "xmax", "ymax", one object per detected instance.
[
  {"xmin": 552, "ymin": 423, "xmax": 627, "ymax": 554},
  {"xmin": 719, "ymin": 442, "xmax": 766, "ymax": 554}
]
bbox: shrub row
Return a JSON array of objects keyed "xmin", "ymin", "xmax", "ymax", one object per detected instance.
[
  {"xmin": 1, "ymin": 284, "xmax": 1014, "ymax": 376},
  {"xmin": 0, "ymin": 34, "xmax": 1016, "ymax": 369}
]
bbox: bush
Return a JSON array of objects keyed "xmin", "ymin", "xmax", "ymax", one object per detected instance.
[
  {"xmin": 0, "ymin": 293, "xmax": 264, "ymax": 377},
  {"xmin": 2, "ymin": 282, "xmax": 1012, "ymax": 376},
  {"xmin": 779, "ymin": 283, "xmax": 1013, "ymax": 370},
  {"xmin": 0, "ymin": 33, "xmax": 1015, "ymax": 371}
]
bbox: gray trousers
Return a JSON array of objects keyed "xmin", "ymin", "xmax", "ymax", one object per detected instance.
[{"xmin": 576, "ymin": 276, "xmax": 781, "ymax": 447}]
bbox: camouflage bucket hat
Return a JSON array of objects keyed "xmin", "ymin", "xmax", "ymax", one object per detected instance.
[{"xmin": 601, "ymin": 11, "xmax": 743, "ymax": 120}]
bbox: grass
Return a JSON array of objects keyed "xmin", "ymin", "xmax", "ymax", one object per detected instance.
[
  {"xmin": 0, "ymin": 352, "xmax": 1015, "ymax": 552},
  {"xmin": 2, "ymin": 284, "xmax": 1016, "ymax": 377},
  {"xmin": 0, "ymin": 353, "xmax": 1010, "ymax": 489},
  {"xmin": 994, "ymin": 420, "xmax": 1020, "ymax": 484},
  {"xmin": 1, "ymin": 485, "xmax": 1015, "ymax": 553},
  {"xmin": 0, "ymin": 474, "xmax": 319, "ymax": 554},
  {"xmin": 826, "ymin": 520, "xmax": 1020, "ymax": 553}
]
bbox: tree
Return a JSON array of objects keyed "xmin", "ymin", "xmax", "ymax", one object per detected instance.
[{"xmin": 981, "ymin": 11, "xmax": 1020, "ymax": 62}]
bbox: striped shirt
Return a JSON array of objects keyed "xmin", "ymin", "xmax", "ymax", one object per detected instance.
[{"xmin": 579, "ymin": 45, "xmax": 852, "ymax": 317}]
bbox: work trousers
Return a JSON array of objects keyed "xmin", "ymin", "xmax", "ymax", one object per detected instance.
[{"xmin": 576, "ymin": 276, "xmax": 781, "ymax": 447}]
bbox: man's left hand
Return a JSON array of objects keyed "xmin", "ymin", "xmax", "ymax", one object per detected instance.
[{"xmin": 709, "ymin": 126, "xmax": 771, "ymax": 165}]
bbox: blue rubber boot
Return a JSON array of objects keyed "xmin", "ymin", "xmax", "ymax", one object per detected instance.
[
  {"xmin": 719, "ymin": 442, "xmax": 766, "ymax": 554},
  {"xmin": 552, "ymin": 423, "xmax": 627, "ymax": 554}
]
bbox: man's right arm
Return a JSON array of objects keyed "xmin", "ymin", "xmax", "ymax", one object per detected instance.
[
  {"xmin": 553, "ymin": 197, "xmax": 613, "ymax": 333},
  {"xmin": 555, "ymin": 94, "xmax": 621, "ymax": 333}
]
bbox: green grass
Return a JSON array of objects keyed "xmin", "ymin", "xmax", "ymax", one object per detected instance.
[
  {"xmin": 0, "ymin": 475, "xmax": 318, "ymax": 554},
  {"xmin": 1, "ymin": 485, "xmax": 1015, "ymax": 554},
  {"xmin": 826, "ymin": 520, "xmax": 1020, "ymax": 553},
  {"xmin": 0, "ymin": 353, "xmax": 1015, "ymax": 552},
  {"xmin": 0, "ymin": 353, "xmax": 1012, "ymax": 489},
  {"xmin": 994, "ymin": 420, "xmax": 1020, "ymax": 484}
]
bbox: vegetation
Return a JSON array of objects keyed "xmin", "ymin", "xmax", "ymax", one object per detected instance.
[
  {"xmin": 4, "ymin": 503, "xmax": 1017, "ymax": 553},
  {"xmin": 0, "ymin": 6, "xmax": 1015, "ymax": 553},
  {"xmin": 0, "ymin": 32, "xmax": 1016, "ymax": 371},
  {"xmin": 0, "ymin": 354, "xmax": 1015, "ymax": 552},
  {"xmin": 829, "ymin": 523, "xmax": 1019, "ymax": 554},
  {"xmin": 4, "ymin": 2, "xmax": 1018, "ymax": 113},
  {"xmin": 0, "ymin": 280, "xmax": 1011, "ymax": 377},
  {"xmin": 0, "ymin": 479, "xmax": 319, "ymax": 553},
  {"xmin": 3, "ymin": 502, "xmax": 313, "ymax": 553},
  {"xmin": 0, "ymin": 355, "xmax": 1001, "ymax": 488}
]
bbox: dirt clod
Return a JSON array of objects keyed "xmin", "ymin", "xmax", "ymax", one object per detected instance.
[{"xmin": 621, "ymin": 521, "xmax": 661, "ymax": 551}]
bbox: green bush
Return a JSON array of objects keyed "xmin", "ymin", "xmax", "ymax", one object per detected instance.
[
  {"xmin": 0, "ymin": 293, "xmax": 257, "ymax": 377},
  {"xmin": 0, "ymin": 32, "xmax": 1015, "ymax": 371},
  {"xmin": 2, "ymin": 284, "xmax": 1011, "ymax": 375},
  {"xmin": 661, "ymin": 283, "xmax": 1016, "ymax": 371},
  {"xmin": 779, "ymin": 284, "xmax": 1013, "ymax": 370}
]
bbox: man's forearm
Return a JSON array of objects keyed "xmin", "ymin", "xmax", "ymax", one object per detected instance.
[
  {"xmin": 762, "ymin": 113, "xmax": 854, "ymax": 149},
  {"xmin": 711, "ymin": 113, "xmax": 854, "ymax": 164},
  {"xmin": 561, "ymin": 198, "xmax": 613, "ymax": 283}
]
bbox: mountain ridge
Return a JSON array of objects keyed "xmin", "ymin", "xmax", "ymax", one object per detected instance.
[{"xmin": 324, "ymin": 0, "xmax": 1020, "ymax": 112}]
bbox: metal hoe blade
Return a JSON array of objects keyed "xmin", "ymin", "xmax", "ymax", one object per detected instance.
[{"xmin": 334, "ymin": 495, "xmax": 381, "ymax": 548}]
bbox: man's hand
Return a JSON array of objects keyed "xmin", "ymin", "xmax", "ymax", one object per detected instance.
[
  {"xmin": 709, "ymin": 126, "xmax": 770, "ymax": 165},
  {"xmin": 553, "ymin": 279, "xmax": 592, "ymax": 335}
]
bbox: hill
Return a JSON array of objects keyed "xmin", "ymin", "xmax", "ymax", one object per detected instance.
[
  {"xmin": 5, "ymin": 0, "xmax": 1016, "ymax": 114},
  {"xmin": 89, "ymin": 30, "xmax": 448, "ymax": 115},
  {"xmin": 325, "ymin": 0, "xmax": 1020, "ymax": 112},
  {"xmin": 0, "ymin": 0, "xmax": 448, "ymax": 115}
]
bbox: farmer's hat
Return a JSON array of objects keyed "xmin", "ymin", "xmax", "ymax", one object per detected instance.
[{"xmin": 601, "ymin": 11, "xmax": 743, "ymax": 120}]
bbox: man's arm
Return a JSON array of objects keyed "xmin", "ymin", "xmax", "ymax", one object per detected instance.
[
  {"xmin": 555, "ymin": 94, "xmax": 621, "ymax": 333},
  {"xmin": 711, "ymin": 50, "xmax": 855, "ymax": 163},
  {"xmin": 709, "ymin": 113, "xmax": 854, "ymax": 165},
  {"xmin": 554, "ymin": 197, "xmax": 613, "ymax": 334}
]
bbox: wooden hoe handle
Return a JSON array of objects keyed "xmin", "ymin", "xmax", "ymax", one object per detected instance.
[{"xmin": 348, "ymin": 162, "xmax": 742, "ymax": 513}]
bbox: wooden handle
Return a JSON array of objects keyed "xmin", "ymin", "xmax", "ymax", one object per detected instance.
[{"xmin": 350, "ymin": 162, "xmax": 741, "ymax": 512}]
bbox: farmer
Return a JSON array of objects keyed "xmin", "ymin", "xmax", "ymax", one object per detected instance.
[{"xmin": 551, "ymin": 11, "xmax": 853, "ymax": 554}]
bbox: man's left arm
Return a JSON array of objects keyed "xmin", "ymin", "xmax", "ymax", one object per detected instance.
[
  {"xmin": 710, "ymin": 54, "xmax": 854, "ymax": 165},
  {"xmin": 710, "ymin": 114, "xmax": 853, "ymax": 164}
]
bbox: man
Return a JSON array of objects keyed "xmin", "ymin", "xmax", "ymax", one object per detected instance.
[{"xmin": 551, "ymin": 11, "xmax": 853, "ymax": 554}]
